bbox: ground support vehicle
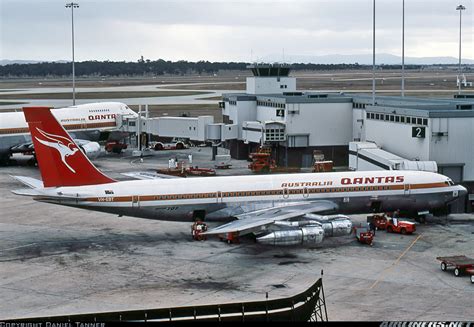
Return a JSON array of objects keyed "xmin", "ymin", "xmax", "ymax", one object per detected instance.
[
  {"xmin": 248, "ymin": 147, "xmax": 300, "ymax": 173},
  {"xmin": 313, "ymin": 160, "xmax": 334, "ymax": 172},
  {"xmin": 386, "ymin": 218, "xmax": 416, "ymax": 234},
  {"xmin": 367, "ymin": 214, "xmax": 388, "ymax": 230},
  {"xmin": 215, "ymin": 155, "xmax": 232, "ymax": 169},
  {"xmin": 218, "ymin": 232, "xmax": 240, "ymax": 244},
  {"xmin": 152, "ymin": 141, "xmax": 187, "ymax": 151},
  {"xmin": 248, "ymin": 152, "xmax": 276, "ymax": 173},
  {"xmin": 157, "ymin": 165, "xmax": 216, "ymax": 177},
  {"xmin": 437, "ymin": 256, "xmax": 474, "ymax": 281},
  {"xmin": 191, "ymin": 221, "xmax": 208, "ymax": 241},
  {"xmin": 105, "ymin": 141, "xmax": 127, "ymax": 154},
  {"xmin": 354, "ymin": 226, "xmax": 374, "ymax": 246},
  {"xmin": 186, "ymin": 167, "xmax": 216, "ymax": 176}
]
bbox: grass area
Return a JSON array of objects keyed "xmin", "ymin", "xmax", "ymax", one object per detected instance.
[
  {"xmin": 0, "ymin": 90, "xmax": 211, "ymax": 100},
  {"xmin": 0, "ymin": 101, "xmax": 27, "ymax": 106},
  {"xmin": 0, "ymin": 74, "xmax": 249, "ymax": 89},
  {"xmin": 159, "ymin": 83, "xmax": 245, "ymax": 90},
  {"xmin": 129, "ymin": 104, "xmax": 222, "ymax": 122},
  {"xmin": 198, "ymin": 96, "xmax": 223, "ymax": 101}
]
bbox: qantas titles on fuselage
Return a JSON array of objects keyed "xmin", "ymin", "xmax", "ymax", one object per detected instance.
[
  {"xmin": 281, "ymin": 176, "xmax": 404, "ymax": 188},
  {"xmin": 88, "ymin": 114, "xmax": 117, "ymax": 121}
]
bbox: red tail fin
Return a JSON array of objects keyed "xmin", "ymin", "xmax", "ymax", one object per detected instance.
[{"xmin": 23, "ymin": 106, "xmax": 115, "ymax": 187}]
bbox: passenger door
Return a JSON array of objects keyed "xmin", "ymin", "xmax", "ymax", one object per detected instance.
[
  {"xmin": 404, "ymin": 184, "xmax": 411, "ymax": 196},
  {"xmin": 132, "ymin": 195, "xmax": 140, "ymax": 208}
]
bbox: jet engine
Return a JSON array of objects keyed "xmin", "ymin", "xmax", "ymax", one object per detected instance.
[
  {"xmin": 256, "ymin": 226, "xmax": 324, "ymax": 246},
  {"xmin": 304, "ymin": 214, "xmax": 353, "ymax": 237},
  {"xmin": 76, "ymin": 139, "xmax": 101, "ymax": 159}
]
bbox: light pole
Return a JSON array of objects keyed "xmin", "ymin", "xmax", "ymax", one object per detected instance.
[
  {"xmin": 372, "ymin": 0, "xmax": 376, "ymax": 105},
  {"xmin": 401, "ymin": 0, "xmax": 405, "ymax": 97},
  {"xmin": 456, "ymin": 4, "xmax": 465, "ymax": 95},
  {"xmin": 66, "ymin": 2, "xmax": 79, "ymax": 105}
]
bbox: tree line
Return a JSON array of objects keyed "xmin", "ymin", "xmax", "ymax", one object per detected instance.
[{"xmin": 0, "ymin": 59, "xmax": 423, "ymax": 78}]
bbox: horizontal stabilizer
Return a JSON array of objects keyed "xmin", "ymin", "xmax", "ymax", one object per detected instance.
[
  {"xmin": 10, "ymin": 175, "xmax": 43, "ymax": 189},
  {"xmin": 12, "ymin": 188, "xmax": 45, "ymax": 196},
  {"xmin": 121, "ymin": 172, "xmax": 182, "ymax": 180}
]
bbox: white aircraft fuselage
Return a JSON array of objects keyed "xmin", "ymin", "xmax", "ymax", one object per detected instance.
[
  {"xmin": 0, "ymin": 102, "xmax": 136, "ymax": 161},
  {"xmin": 31, "ymin": 170, "xmax": 465, "ymax": 222}
]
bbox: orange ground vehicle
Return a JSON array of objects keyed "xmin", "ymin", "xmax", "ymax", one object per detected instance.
[
  {"xmin": 386, "ymin": 218, "xmax": 416, "ymax": 234},
  {"xmin": 367, "ymin": 214, "xmax": 388, "ymax": 230},
  {"xmin": 248, "ymin": 152, "xmax": 276, "ymax": 173},
  {"xmin": 218, "ymin": 232, "xmax": 240, "ymax": 244},
  {"xmin": 354, "ymin": 226, "xmax": 374, "ymax": 246},
  {"xmin": 248, "ymin": 147, "xmax": 300, "ymax": 173}
]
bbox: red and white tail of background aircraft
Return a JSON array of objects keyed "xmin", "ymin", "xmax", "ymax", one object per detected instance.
[{"xmin": 11, "ymin": 107, "xmax": 467, "ymax": 246}]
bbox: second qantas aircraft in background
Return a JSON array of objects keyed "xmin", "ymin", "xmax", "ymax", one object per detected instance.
[
  {"xmin": 12, "ymin": 107, "xmax": 467, "ymax": 246},
  {"xmin": 0, "ymin": 102, "xmax": 137, "ymax": 164}
]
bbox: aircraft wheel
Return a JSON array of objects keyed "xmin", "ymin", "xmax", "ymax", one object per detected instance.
[
  {"xmin": 401, "ymin": 228, "xmax": 407, "ymax": 235},
  {"xmin": 387, "ymin": 226, "xmax": 393, "ymax": 233},
  {"xmin": 454, "ymin": 268, "xmax": 461, "ymax": 277}
]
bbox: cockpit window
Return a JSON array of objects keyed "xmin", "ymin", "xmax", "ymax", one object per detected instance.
[{"xmin": 446, "ymin": 179, "xmax": 455, "ymax": 186}]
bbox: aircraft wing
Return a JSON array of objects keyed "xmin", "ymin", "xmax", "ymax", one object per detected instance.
[{"xmin": 204, "ymin": 200, "xmax": 338, "ymax": 236}]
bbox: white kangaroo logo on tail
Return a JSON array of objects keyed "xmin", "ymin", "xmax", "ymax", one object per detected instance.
[{"xmin": 35, "ymin": 128, "xmax": 79, "ymax": 173}]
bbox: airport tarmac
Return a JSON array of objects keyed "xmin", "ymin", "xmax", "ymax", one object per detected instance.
[{"xmin": 0, "ymin": 147, "xmax": 473, "ymax": 321}]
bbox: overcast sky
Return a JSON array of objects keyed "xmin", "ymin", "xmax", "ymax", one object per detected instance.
[{"xmin": 0, "ymin": 0, "xmax": 473, "ymax": 62}]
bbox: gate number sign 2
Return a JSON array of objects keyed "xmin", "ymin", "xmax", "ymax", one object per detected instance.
[{"xmin": 412, "ymin": 126, "xmax": 425, "ymax": 138}]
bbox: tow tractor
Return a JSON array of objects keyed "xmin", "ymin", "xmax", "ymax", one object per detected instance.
[
  {"xmin": 385, "ymin": 217, "xmax": 416, "ymax": 234},
  {"xmin": 437, "ymin": 255, "xmax": 474, "ymax": 282}
]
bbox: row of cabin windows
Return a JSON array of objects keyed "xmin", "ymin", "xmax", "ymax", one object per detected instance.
[
  {"xmin": 228, "ymin": 101, "xmax": 237, "ymax": 106},
  {"xmin": 150, "ymin": 186, "xmax": 391, "ymax": 200},
  {"xmin": 366, "ymin": 112, "xmax": 428, "ymax": 126},
  {"xmin": 61, "ymin": 118, "xmax": 85, "ymax": 122},
  {"xmin": 256, "ymin": 100, "xmax": 286, "ymax": 109},
  {"xmin": 89, "ymin": 109, "xmax": 110, "ymax": 112}
]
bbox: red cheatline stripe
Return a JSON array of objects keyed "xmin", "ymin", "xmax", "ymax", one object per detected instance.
[{"xmin": 81, "ymin": 182, "xmax": 448, "ymax": 203}]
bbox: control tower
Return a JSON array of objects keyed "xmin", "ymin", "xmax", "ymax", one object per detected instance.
[{"xmin": 246, "ymin": 63, "xmax": 296, "ymax": 94}]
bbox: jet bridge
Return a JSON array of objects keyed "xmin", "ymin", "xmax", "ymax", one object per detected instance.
[
  {"xmin": 349, "ymin": 141, "xmax": 438, "ymax": 172},
  {"xmin": 120, "ymin": 114, "xmax": 238, "ymax": 143}
]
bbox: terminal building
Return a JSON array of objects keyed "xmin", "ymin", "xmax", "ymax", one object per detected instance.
[
  {"xmin": 124, "ymin": 63, "xmax": 474, "ymax": 212},
  {"xmin": 219, "ymin": 64, "xmax": 474, "ymax": 212}
]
